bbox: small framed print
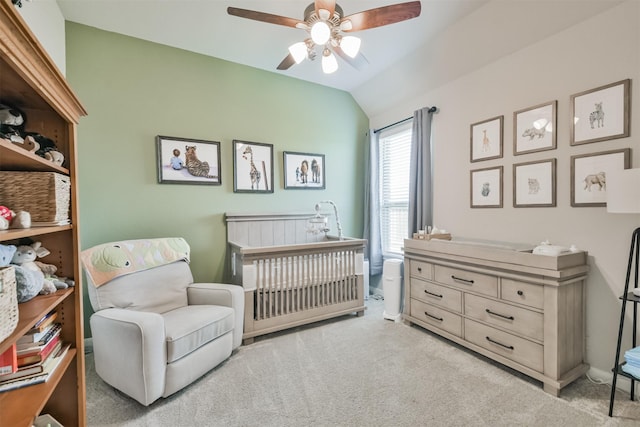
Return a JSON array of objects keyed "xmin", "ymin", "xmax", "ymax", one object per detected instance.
[
  {"xmin": 570, "ymin": 79, "xmax": 631, "ymax": 145},
  {"xmin": 470, "ymin": 116, "xmax": 503, "ymax": 162},
  {"xmin": 233, "ymin": 140, "xmax": 274, "ymax": 193},
  {"xmin": 283, "ymin": 151, "xmax": 325, "ymax": 189},
  {"xmin": 513, "ymin": 159, "xmax": 556, "ymax": 208},
  {"xmin": 470, "ymin": 166, "xmax": 503, "ymax": 208},
  {"xmin": 514, "ymin": 101, "xmax": 557, "ymax": 155},
  {"xmin": 156, "ymin": 135, "xmax": 221, "ymax": 185},
  {"xmin": 571, "ymin": 148, "xmax": 630, "ymax": 207}
]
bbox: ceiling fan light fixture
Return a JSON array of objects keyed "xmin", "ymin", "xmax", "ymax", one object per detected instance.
[
  {"xmin": 317, "ymin": 8, "xmax": 331, "ymax": 21},
  {"xmin": 310, "ymin": 21, "xmax": 331, "ymax": 45},
  {"xmin": 339, "ymin": 20, "xmax": 353, "ymax": 31},
  {"xmin": 321, "ymin": 49, "xmax": 338, "ymax": 74},
  {"xmin": 288, "ymin": 42, "xmax": 308, "ymax": 64},
  {"xmin": 340, "ymin": 36, "xmax": 361, "ymax": 58}
]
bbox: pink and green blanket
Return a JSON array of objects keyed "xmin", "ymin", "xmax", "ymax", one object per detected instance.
[{"xmin": 81, "ymin": 237, "xmax": 190, "ymax": 287}]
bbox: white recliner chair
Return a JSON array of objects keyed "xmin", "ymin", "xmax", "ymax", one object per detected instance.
[{"xmin": 81, "ymin": 238, "xmax": 243, "ymax": 406}]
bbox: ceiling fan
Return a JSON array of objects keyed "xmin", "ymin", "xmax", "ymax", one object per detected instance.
[{"xmin": 227, "ymin": 1, "xmax": 421, "ymax": 74}]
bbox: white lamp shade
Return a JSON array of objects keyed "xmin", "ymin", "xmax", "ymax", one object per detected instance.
[
  {"xmin": 288, "ymin": 42, "xmax": 307, "ymax": 64},
  {"xmin": 606, "ymin": 168, "xmax": 640, "ymax": 213},
  {"xmin": 310, "ymin": 21, "xmax": 331, "ymax": 45},
  {"xmin": 322, "ymin": 51, "xmax": 338, "ymax": 74},
  {"xmin": 340, "ymin": 36, "xmax": 361, "ymax": 58}
]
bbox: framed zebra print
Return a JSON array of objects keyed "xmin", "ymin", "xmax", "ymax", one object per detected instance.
[
  {"xmin": 232, "ymin": 140, "xmax": 274, "ymax": 193},
  {"xmin": 570, "ymin": 79, "xmax": 630, "ymax": 146},
  {"xmin": 156, "ymin": 135, "xmax": 221, "ymax": 185}
]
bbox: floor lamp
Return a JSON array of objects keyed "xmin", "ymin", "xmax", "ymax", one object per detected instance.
[{"xmin": 607, "ymin": 168, "xmax": 640, "ymax": 417}]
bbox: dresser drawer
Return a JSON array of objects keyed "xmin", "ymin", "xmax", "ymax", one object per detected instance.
[
  {"xmin": 411, "ymin": 278, "xmax": 462, "ymax": 313},
  {"xmin": 411, "ymin": 298, "xmax": 462, "ymax": 337},
  {"xmin": 465, "ymin": 294, "xmax": 543, "ymax": 341},
  {"xmin": 501, "ymin": 279, "xmax": 544, "ymax": 310},
  {"xmin": 410, "ymin": 260, "xmax": 432, "ymax": 280},
  {"xmin": 434, "ymin": 265, "xmax": 498, "ymax": 298},
  {"xmin": 464, "ymin": 319, "xmax": 543, "ymax": 372}
]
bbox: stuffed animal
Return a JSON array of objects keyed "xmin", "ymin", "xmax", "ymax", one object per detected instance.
[
  {"xmin": 0, "ymin": 206, "xmax": 14, "ymax": 230},
  {"xmin": 0, "ymin": 243, "xmax": 41, "ymax": 303},
  {"xmin": 12, "ymin": 134, "xmax": 40, "ymax": 153},
  {"xmin": 0, "ymin": 244, "xmax": 16, "ymax": 267},
  {"xmin": 9, "ymin": 211, "xmax": 30, "ymax": 229},
  {"xmin": 11, "ymin": 242, "xmax": 56, "ymax": 296},
  {"xmin": 34, "ymin": 260, "xmax": 73, "ymax": 289},
  {"xmin": 44, "ymin": 150, "xmax": 64, "ymax": 166}
]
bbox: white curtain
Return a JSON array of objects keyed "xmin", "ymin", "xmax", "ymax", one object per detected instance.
[
  {"xmin": 363, "ymin": 129, "xmax": 383, "ymax": 275},
  {"xmin": 408, "ymin": 107, "xmax": 436, "ymax": 236}
]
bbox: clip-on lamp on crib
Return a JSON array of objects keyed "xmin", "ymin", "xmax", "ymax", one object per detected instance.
[
  {"xmin": 606, "ymin": 168, "xmax": 640, "ymax": 297},
  {"xmin": 307, "ymin": 200, "xmax": 344, "ymax": 240}
]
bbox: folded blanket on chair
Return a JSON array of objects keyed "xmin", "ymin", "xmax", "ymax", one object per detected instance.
[{"xmin": 81, "ymin": 237, "xmax": 190, "ymax": 287}]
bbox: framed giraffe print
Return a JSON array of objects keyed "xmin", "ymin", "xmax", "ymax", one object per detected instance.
[
  {"xmin": 470, "ymin": 115, "xmax": 503, "ymax": 162},
  {"xmin": 570, "ymin": 79, "xmax": 630, "ymax": 146},
  {"xmin": 156, "ymin": 135, "xmax": 221, "ymax": 185},
  {"xmin": 232, "ymin": 140, "xmax": 274, "ymax": 193},
  {"xmin": 283, "ymin": 151, "xmax": 325, "ymax": 189}
]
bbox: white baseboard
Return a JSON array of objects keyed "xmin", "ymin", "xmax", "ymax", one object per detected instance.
[{"xmin": 589, "ymin": 365, "xmax": 637, "ymax": 397}]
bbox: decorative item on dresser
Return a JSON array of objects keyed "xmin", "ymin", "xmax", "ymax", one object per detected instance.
[
  {"xmin": 0, "ymin": 2, "xmax": 87, "ymax": 426},
  {"xmin": 403, "ymin": 238, "xmax": 589, "ymax": 396},
  {"xmin": 605, "ymin": 168, "xmax": 640, "ymax": 417}
]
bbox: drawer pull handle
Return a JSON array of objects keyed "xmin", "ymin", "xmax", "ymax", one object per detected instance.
[
  {"xmin": 424, "ymin": 290, "xmax": 443, "ymax": 299},
  {"xmin": 451, "ymin": 275, "xmax": 474, "ymax": 285},
  {"xmin": 517, "ymin": 290, "xmax": 524, "ymax": 296},
  {"xmin": 425, "ymin": 311, "xmax": 443, "ymax": 322},
  {"xmin": 485, "ymin": 309, "xmax": 514, "ymax": 321},
  {"xmin": 417, "ymin": 267, "xmax": 422, "ymax": 272},
  {"xmin": 486, "ymin": 336, "xmax": 514, "ymax": 350}
]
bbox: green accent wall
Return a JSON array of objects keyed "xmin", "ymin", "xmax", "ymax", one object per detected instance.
[{"xmin": 65, "ymin": 23, "xmax": 369, "ymax": 336}]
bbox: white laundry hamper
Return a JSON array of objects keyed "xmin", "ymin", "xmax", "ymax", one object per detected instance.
[{"xmin": 382, "ymin": 258, "xmax": 403, "ymax": 321}]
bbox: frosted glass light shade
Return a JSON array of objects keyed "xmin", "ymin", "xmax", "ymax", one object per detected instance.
[
  {"xmin": 322, "ymin": 50, "xmax": 338, "ymax": 74},
  {"xmin": 288, "ymin": 42, "xmax": 307, "ymax": 64},
  {"xmin": 606, "ymin": 168, "xmax": 640, "ymax": 213},
  {"xmin": 310, "ymin": 21, "xmax": 331, "ymax": 45},
  {"xmin": 340, "ymin": 36, "xmax": 361, "ymax": 58}
]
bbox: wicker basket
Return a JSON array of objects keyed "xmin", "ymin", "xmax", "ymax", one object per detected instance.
[
  {"xmin": 0, "ymin": 266, "xmax": 18, "ymax": 343},
  {"xmin": 0, "ymin": 171, "xmax": 70, "ymax": 222}
]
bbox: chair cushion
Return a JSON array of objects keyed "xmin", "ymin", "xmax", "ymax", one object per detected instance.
[
  {"xmin": 163, "ymin": 305, "xmax": 234, "ymax": 363},
  {"xmin": 87, "ymin": 261, "xmax": 192, "ymax": 313}
]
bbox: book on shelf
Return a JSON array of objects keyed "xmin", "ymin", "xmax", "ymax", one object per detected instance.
[
  {"xmin": 0, "ymin": 342, "xmax": 70, "ymax": 393},
  {"xmin": 17, "ymin": 322, "xmax": 60, "ymax": 346},
  {"xmin": 16, "ymin": 323, "xmax": 61, "ymax": 353},
  {"xmin": 0, "ymin": 344, "xmax": 17, "ymax": 375},
  {"xmin": 17, "ymin": 334, "xmax": 60, "ymax": 368},
  {"xmin": 0, "ymin": 341, "xmax": 62, "ymax": 382},
  {"xmin": 28, "ymin": 310, "xmax": 58, "ymax": 334}
]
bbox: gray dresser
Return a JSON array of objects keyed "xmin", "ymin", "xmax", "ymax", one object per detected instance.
[{"xmin": 403, "ymin": 238, "xmax": 589, "ymax": 396}]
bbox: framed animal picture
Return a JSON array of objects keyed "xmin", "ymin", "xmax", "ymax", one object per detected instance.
[
  {"xmin": 156, "ymin": 135, "xmax": 221, "ymax": 185},
  {"xmin": 570, "ymin": 148, "xmax": 630, "ymax": 207},
  {"xmin": 283, "ymin": 151, "xmax": 325, "ymax": 190},
  {"xmin": 513, "ymin": 101, "xmax": 557, "ymax": 155},
  {"xmin": 570, "ymin": 79, "xmax": 630, "ymax": 146},
  {"xmin": 513, "ymin": 158, "xmax": 556, "ymax": 208},
  {"xmin": 470, "ymin": 166, "xmax": 503, "ymax": 208},
  {"xmin": 233, "ymin": 140, "xmax": 274, "ymax": 193},
  {"xmin": 470, "ymin": 116, "xmax": 503, "ymax": 162}
]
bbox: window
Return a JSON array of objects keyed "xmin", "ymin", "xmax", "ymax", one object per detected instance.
[{"xmin": 378, "ymin": 121, "xmax": 412, "ymax": 256}]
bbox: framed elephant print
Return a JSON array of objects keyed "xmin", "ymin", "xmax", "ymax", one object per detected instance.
[
  {"xmin": 233, "ymin": 140, "xmax": 274, "ymax": 193},
  {"xmin": 570, "ymin": 148, "xmax": 630, "ymax": 207},
  {"xmin": 283, "ymin": 151, "xmax": 325, "ymax": 189}
]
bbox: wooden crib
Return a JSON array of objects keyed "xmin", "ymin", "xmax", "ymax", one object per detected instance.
[{"xmin": 226, "ymin": 212, "xmax": 366, "ymax": 344}]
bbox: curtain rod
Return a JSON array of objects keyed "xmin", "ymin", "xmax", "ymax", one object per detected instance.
[{"xmin": 373, "ymin": 106, "xmax": 437, "ymax": 134}]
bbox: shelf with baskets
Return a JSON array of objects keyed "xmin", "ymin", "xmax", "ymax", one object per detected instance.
[{"xmin": 0, "ymin": 2, "xmax": 87, "ymax": 427}]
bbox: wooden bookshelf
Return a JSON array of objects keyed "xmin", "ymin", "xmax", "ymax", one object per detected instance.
[{"xmin": 0, "ymin": 1, "xmax": 87, "ymax": 426}]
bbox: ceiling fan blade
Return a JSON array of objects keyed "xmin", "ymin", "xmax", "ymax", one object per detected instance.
[
  {"xmin": 227, "ymin": 7, "xmax": 304, "ymax": 28},
  {"xmin": 341, "ymin": 1, "xmax": 421, "ymax": 32},
  {"xmin": 277, "ymin": 53, "xmax": 297, "ymax": 71},
  {"xmin": 333, "ymin": 46, "xmax": 369, "ymax": 71},
  {"xmin": 315, "ymin": 0, "xmax": 336, "ymax": 18}
]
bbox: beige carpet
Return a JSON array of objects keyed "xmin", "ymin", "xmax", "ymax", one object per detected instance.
[{"xmin": 85, "ymin": 298, "xmax": 640, "ymax": 426}]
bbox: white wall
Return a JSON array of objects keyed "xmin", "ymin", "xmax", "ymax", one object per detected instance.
[
  {"xmin": 16, "ymin": 0, "xmax": 66, "ymax": 75},
  {"xmin": 367, "ymin": 0, "xmax": 640, "ymax": 383}
]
